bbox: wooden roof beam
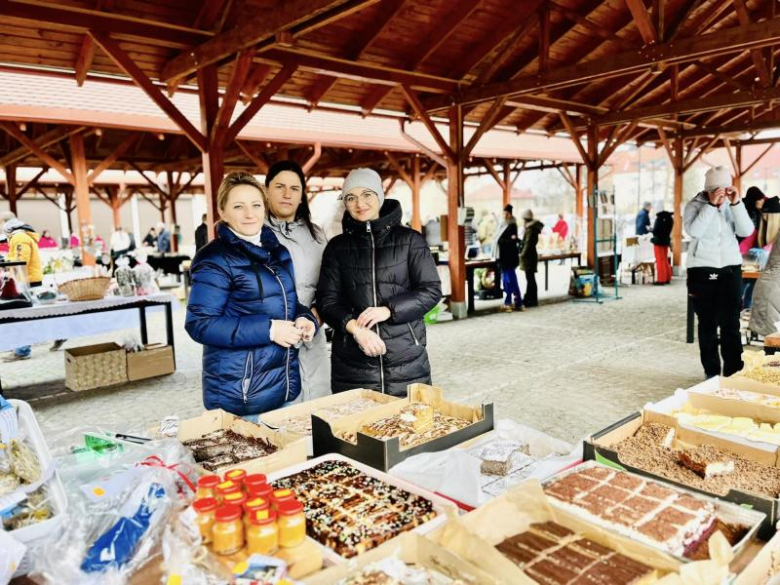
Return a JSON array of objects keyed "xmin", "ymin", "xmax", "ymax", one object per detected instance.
[
  {"xmin": 549, "ymin": 1, "xmax": 633, "ymax": 50},
  {"xmin": 161, "ymin": 0, "xmax": 360, "ymax": 83},
  {"xmin": 0, "ymin": 125, "xmax": 84, "ymax": 167},
  {"xmin": 240, "ymin": 64, "xmax": 271, "ymax": 104},
  {"xmin": 732, "ymin": 0, "xmax": 772, "ymax": 87},
  {"xmin": 212, "ymin": 49, "xmax": 255, "ymax": 146},
  {"xmin": 87, "ymin": 133, "xmax": 138, "ymax": 185},
  {"xmin": 625, "ymin": 0, "xmax": 658, "ymax": 44},
  {"xmin": 401, "ymin": 85, "xmax": 456, "ymax": 163},
  {"xmin": 441, "ymin": 17, "xmax": 780, "ymax": 108},
  {"xmin": 0, "ymin": 122, "xmax": 74, "ymax": 185}
]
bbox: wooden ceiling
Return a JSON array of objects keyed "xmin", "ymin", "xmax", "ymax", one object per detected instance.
[{"xmin": 1, "ymin": 0, "xmax": 779, "ymax": 152}]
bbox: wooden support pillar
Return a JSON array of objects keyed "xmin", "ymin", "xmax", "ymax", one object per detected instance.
[
  {"xmin": 672, "ymin": 136, "xmax": 684, "ymax": 268},
  {"xmin": 586, "ymin": 124, "xmax": 598, "ymax": 269},
  {"xmin": 411, "ymin": 156, "xmax": 422, "ymax": 232},
  {"xmin": 108, "ymin": 186, "xmax": 121, "ymax": 229},
  {"xmin": 575, "ymin": 163, "xmax": 584, "ymax": 222},
  {"xmin": 502, "ymin": 160, "xmax": 512, "ymax": 208},
  {"xmin": 447, "ymin": 105, "xmax": 466, "ymax": 317},
  {"xmin": 5, "ymin": 164, "xmax": 17, "ymax": 216},
  {"xmin": 735, "ymin": 143, "xmax": 743, "ymax": 193},
  {"xmin": 70, "ymin": 134, "xmax": 94, "ymax": 266},
  {"xmin": 199, "ymin": 65, "xmax": 222, "ymax": 240}
]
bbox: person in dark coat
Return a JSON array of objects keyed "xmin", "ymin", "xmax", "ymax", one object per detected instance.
[
  {"xmin": 317, "ymin": 168, "xmax": 441, "ymax": 397},
  {"xmin": 520, "ymin": 209, "xmax": 544, "ymax": 307},
  {"xmin": 494, "ymin": 204, "xmax": 523, "ymax": 312},
  {"xmin": 636, "ymin": 202, "xmax": 652, "ymax": 235},
  {"xmin": 651, "ymin": 210, "xmax": 674, "ymax": 285},
  {"xmin": 195, "ymin": 213, "xmax": 208, "ymax": 252},
  {"xmin": 185, "ymin": 172, "xmax": 317, "ymax": 418}
]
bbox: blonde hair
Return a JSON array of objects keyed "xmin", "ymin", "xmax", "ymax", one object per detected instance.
[{"xmin": 217, "ymin": 172, "xmax": 266, "ymax": 212}]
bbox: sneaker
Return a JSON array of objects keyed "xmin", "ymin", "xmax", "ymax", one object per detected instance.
[
  {"xmin": 50, "ymin": 340, "xmax": 66, "ymax": 352},
  {"xmin": 499, "ymin": 305, "xmax": 514, "ymax": 313},
  {"xmin": 3, "ymin": 353, "xmax": 31, "ymax": 362},
  {"xmin": 513, "ymin": 305, "xmax": 526, "ymax": 312}
]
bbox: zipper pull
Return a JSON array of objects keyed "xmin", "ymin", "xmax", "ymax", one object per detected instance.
[{"xmin": 366, "ymin": 222, "xmax": 372, "ymax": 233}]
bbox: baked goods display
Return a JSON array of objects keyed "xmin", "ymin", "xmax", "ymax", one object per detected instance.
[
  {"xmin": 337, "ymin": 557, "xmax": 466, "ymax": 584},
  {"xmin": 698, "ymin": 386, "xmax": 780, "ymax": 408},
  {"xmin": 609, "ymin": 422, "xmax": 780, "ymax": 497},
  {"xmin": 182, "ymin": 430, "xmax": 278, "ymax": 471},
  {"xmin": 468, "ymin": 439, "xmax": 539, "ymax": 497},
  {"xmin": 270, "ymin": 397, "xmax": 392, "ymax": 436},
  {"xmin": 739, "ymin": 360, "xmax": 780, "ymax": 386},
  {"xmin": 543, "ymin": 465, "xmax": 749, "ymax": 559},
  {"xmin": 496, "ymin": 521, "xmax": 654, "ymax": 585},
  {"xmin": 271, "ymin": 460, "xmax": 437, "ymax": 558},
  {"xmin": 338, "ymin": 403, "xmax": 471, "ymax": 450},
  {"xmin": 674, "ymin": 412, "xmax": 780, "ymax": 445}
]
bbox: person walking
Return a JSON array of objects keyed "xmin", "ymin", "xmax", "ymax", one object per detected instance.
[
  {"xmin": 156, "ymin": 222, "xmax": 171, "ymax": 253},
  {"xmin": 477, "ymin": 209, "xmax": 497, "ymax": 255},
  {"xmin": 194, "ymin": 214, "xmax": 208, "ymax": 252},
  {"xmin": 636, "ymin": 202, "xmax": 652, "ymax": 236},
  {"xmin": 684, "ymin": 166, "xmax": 755, "ymax": 378},
  {"xmin": 740, "ymin": 187, "xmax": 766, "ymax": 309},
  {"xmin": 3, "ymin": 218, "xmax": 42, "ymax": 362},
  {"xmin": 185, "ymin": 172, "xmax": 317, "ymax": 417},
  {"xmin": 494, "ymin": 204, "xmax": 523, "ymax": 312},
  {"xmin": 520, "ymin": 209, "xmax": 543, "ymax": 308},
  {"xmin": 264, "ymin": 160, "xmax": 331, "ymax": 401},
  {"xmin": 651, "ymin": 210, "xmax": 674, "ymax": 285},
  {"xmin": 317, "ymin": 168, "xmax": 441, "ymax": 397},
  {"xmin": 552, "ymin": 214, "xmax": 568, "ymax": 242}
]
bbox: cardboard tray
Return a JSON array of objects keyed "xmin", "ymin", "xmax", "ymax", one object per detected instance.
[
  {"xmin": 541, "ymin": 461, "xmax": 765, "ymax": 563},
  {"xmin": 734, "ymin": 529, "xmax": 780, "ymax": 584},
  {"xmin": 304, "ymin": 532, "xmax": 500, "ymax": 585},
  {"xmin": 585, "ymin": 410, "xmax": 780, "ymax": 539},
  {"xmin": 150, "ymin": 409, "xmax": 307, "ymax": 476},
  {"xmin": 311, "ymin": 384, "xmax": 494, "ymax": 471},
  {"xmin": 429, "ymin": 480, "xmax": 691, "ymax": 584},
  {"xmin": 259, "ymin": 389, "xmax": 400, "ymax": 456},
  {"xmin": 265, "ymin": 453, "xmax": 455, "ymax": 565}
]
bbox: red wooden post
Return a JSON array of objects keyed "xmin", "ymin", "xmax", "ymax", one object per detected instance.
[
  {"xmin": 70, "ymin": 134, "xmax": 94, "ymax": 266},
  {"xmin": 447, "ymin": 105, "xmax": 467, "ymax": 318},
  {"xmin": 5, "ymin": 164, "xmax": 17, "ymax": 216}
]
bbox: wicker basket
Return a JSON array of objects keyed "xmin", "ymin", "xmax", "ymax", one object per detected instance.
[
  {"xmin": 65, "ymin": 342, "xmax": 128, "ymax": 391},
  {"xmin": 58, "ymin": 276, "xmax": 111, "ymax": 301}
]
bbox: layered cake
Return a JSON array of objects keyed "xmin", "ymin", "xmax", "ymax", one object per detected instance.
[
  {"xmin": 674, "ymin": 412, "xmax": 780, "ymax": 445},
  {"xmin": 182, "ymin": 430, "xmax": 277, "ymax": 471},
  {"xmin": 338, "ymin": 557, "xmax": 466, "ymax": 584},
  {"xmin": 271, "ymin": 460, "xmax": 437, "ymax": 557},
  {"xmin": 543, "ymin": 465, "xmax": 747, "ymax": 559},
  {"xmin": 677, "ymin": 446, "xmax": 734, "ymax": 479},
  {"xmin": 470, "ymin": 440, "xmax": 521, "ymax": 476},
  {"xmin": 270, "ymin": 397, "xmax": 392, "ymax": 436},
  {"xmin": 339, "ymin": 405, "xmax": 471, "ymax": 450},
  {"xmin": 497, "ymin": 521, "xmax": 654, "ymax": 584},
  {"xmin": 612, "ymin": 422, "xmax": 780, "ymax": 498}
]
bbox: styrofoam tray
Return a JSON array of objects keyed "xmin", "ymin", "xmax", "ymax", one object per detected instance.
[
  {"xmin": 265, "ymin": 453, "xmax": 455, "ymax": 564},
  {"xmin": 5, "ymin": 399, "xmax": 68, "ymax": 577},
  {"xmin": 542, "ymin": 460, "xmax": 765, "ymax": 563}
]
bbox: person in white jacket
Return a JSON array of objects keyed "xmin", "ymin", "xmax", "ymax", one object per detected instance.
[
  {"xmin": 264, "ymin": 160, "xmax": 331, "ymax": 401},
  {"xmin": 684, "ymin": 166, "xmax": 756, "ymax": 378}
]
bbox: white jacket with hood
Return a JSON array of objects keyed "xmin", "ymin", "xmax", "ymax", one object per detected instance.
[{"xmin": 683, "ymin": 193, "xmax": 755, "ymax": 269}]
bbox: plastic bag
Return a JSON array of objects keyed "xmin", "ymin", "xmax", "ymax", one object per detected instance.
[{"xmin": 0, "ymin": 531, "xmax": 26, "ymax": 585}]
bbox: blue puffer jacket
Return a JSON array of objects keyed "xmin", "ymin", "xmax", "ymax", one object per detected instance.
[{"xmin": 185, "ymin": 223, "xmax": 317, "ymax": 416}]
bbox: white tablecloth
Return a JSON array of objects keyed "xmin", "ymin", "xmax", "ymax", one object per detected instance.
[{"xmin": 0, "ymin": 294, "xmax": 178, "ymax": 351}]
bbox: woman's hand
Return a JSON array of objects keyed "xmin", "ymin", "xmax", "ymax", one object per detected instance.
[
  {"xmin": 726, "ymin": 186, "xmax": 741, "ymax": 204},
  {"xmin": 310, "ymin": 306, "xmax": 323, "ymax": 326},
  {"xmin": 354, "ymin": 327, "xmax": 387, "ymax": 357},
  {"xmin": 295, "ymin": 317, "xmax": 316, "ymax": 342},
  {"xmin": 271, "ymin": 320, "xmax": 302, "ymax": 348},
  {"xmin": 356, "ymin": 306, "xmax": 391, "ymax": 329}
]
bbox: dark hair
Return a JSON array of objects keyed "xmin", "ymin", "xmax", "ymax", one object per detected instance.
[{"xmin": 265, "ymin": 160, "xmax": 322, "ymax": 242}]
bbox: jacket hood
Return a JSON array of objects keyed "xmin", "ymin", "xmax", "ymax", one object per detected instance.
[
  {"xmin": 342, "ymin": 198, "xmax": 402, "ymax": 236},
  {"xmin": 10, "ymin": 227, "xmax": 39, "ymax": 242},
  {"xmin": 216, "ymin": 222, "xmax": 280, "ymax": 262},
  {"xmin": 524, "ymin": 219, "xmax": 544, "ymax": 233}
]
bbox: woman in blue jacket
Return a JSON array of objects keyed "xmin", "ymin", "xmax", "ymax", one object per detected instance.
[{"xmin": 185, "ymin": 172, "xmax": 317, "ymax": 417}]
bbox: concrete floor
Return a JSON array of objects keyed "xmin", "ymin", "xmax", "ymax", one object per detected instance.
[{"xmin": 0, "ymin": 275, "xmax": 745, "ymax": 446}]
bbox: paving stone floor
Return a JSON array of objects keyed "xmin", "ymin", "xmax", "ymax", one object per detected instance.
[{"xmin": 0, "ymin": 276, "xmax": 755, "ymax": 447}]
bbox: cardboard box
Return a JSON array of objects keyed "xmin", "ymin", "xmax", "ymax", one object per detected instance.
[
  {"xmin": 585, "ymin": 410, "xmax": 779, "ymax": 539},
  {"xmin": 65, "ymin": 342, "xmax": 127, "ymax": 391},
  {"xmin": 304, "ymin": 532, "xmax": 499, "ymax": 585},
  {"xmin": 155, "ymin": 409, "xmax": 307, "ymax": 476},
  {"xmin": 126, "ymin": 344, "xmax": 174, "ymax": 381},
  {"xmin": 259, "ymin": 388, "xmax": 400, "ymax": 456},
  {"xmin": 311, "ymin": 383, "xmax": 494, "ymax": 471},
  {"xmin": 734, "ymin": 529, "xmax": 780, "ymax": 584},
  {"xmin": 430, "ymin": 480, "xmax": 698, "ymax": 584}
]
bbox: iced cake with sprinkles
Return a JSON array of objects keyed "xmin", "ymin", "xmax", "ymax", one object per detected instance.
[
  {"xmin": 543, "ymin": 465, "xmax": 748, "ymax": 559},
  {"xmin": 271, "ymin": 460, "xmax": 437, "ymax": 558}
]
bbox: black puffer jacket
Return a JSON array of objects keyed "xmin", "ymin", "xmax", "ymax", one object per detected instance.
[
  {"xmin": 496, "ymin": 220, "xmax": 520, "ymax": 270},
  {"xmin": 317, "ymin": 199, "xmax": 442, "ymax": 396},
  {"xmin": 651, "ymin": 211, "xmax": 674, "ymax": 247}
]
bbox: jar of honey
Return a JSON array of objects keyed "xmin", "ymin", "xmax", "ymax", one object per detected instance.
[
  {"xmin": 215, "ymin": 480, "xmax": 240, "ymax": 503},
  {"xmin": 246, "ymin": 508, "xmax": 279, "ymax": 556},
  {"xmin": 196, "ymin": 475, "xmax": 220, "ymax": 500},
  {"xmin": 192, "ymin": 497, "xmax": 218, "ymax": 544},
  {"xmin": 212, "ymin": 505, "xmax": 245, "ymax": 555},
  {"xmin": 223, "ymin": 490, "xmax": 247, "ymax": 511},
  {"xmin": 244, "ymin": 473, "xmax": 267, "ymax": 493},
  {"xmin": 271, "ymin": 488, "xmax": 295, "ymax": 510},
  {"xmin": 276, "ymin": 499, "xmax": 306, "ymax": 548},
  {"xmin": 243, "ymin": 497, "xmax": 270, "ymax": 528},
  {"xmin": 247, "ymin": 482, "xmax": 273, "ymax": 500},
  {"xmin": 224, "ymin": 468, "xmax": 247, "ymax": 490}
]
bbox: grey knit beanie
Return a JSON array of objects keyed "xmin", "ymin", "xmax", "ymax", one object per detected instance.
[{"xmin": 340, "ymin": 168, "xmax": 385, "ymax": 206}]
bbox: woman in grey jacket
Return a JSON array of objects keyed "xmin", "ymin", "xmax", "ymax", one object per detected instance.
[
  {"xmin": 265, "ymin": 161, "xmax": 331, "ymax": 400},
  {"xmin": 684, "ymin": 166, "xmax": 755, "ymax": 378}
]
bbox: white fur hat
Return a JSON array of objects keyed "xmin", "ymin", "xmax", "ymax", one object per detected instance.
[{"xmin": 704, "ymin": 166, "xmax": 732, "ymax": 191}]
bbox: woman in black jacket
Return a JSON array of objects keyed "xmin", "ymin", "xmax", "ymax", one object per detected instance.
[
  {"xmin": 317, "ymin": 168, "xmax": 441, "ymax": 397},
  {"xmin": 651, "ymin": 210, "xmax": 674, "ymax": 285},
  {"xmin": 495, "ymin": 204, "xmax": 523, "ymax": 312}
]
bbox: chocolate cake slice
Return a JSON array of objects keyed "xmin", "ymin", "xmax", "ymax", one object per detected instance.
[{"xmin": 677, "ymin": 446, "xmax": 735, "ymax": 479}]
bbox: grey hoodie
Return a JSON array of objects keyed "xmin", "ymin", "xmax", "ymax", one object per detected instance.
[{"xmin": 683, "ymin": 193, "xmax": 754, "ymax": 270}]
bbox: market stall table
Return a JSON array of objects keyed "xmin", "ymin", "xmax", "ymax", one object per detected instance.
[
  {"xmin": 465, "ymin": 259, "xmax": 500, "ymax": 314},
  {"xmin": 686, "ymin": 270, "xmax": 761, "ymax": 344},
  {"xmin": 0, "ymin": 293, "xmax": 177, "ymax": 394},
  {"xmin": 146, "ymin": 253, "xmax": 190, "ymax": 276},
  {"xmin": 539, "ymin": 251, "xmax": 581, "ymax": 291}
]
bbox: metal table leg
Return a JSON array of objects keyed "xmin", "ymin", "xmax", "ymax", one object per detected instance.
[
  {"xmin": 467, "ymin": 267, "xmax": 476, "ymax": 314},
  {"xmin": 165, "ymin": 302, "xmax": 176, "ymax": 369},
  {"xmin": 139, "ymin": 305, "xmax": 149, "ymax": 346},
  {"xmin": 545, "ymin": 260, "xmax": 550, "ymax": 291},
  {"xmin": 687, "ymin": 295, "xmax": 695, "ymax": 344}
]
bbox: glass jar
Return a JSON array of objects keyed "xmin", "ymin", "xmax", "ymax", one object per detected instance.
[
  {"xmin": 196, "ymin": 475, "xmax": 220, "ymax": 500},
  {"xmin": 248, "ymin": 482, "xmax": 273, "ymax": 500},
  {"xmin": 215, "ymin": 480, "xmax": 240, "ymax": 503},
  {"xmin": 224, "ymin": 469, "xmax": 247, "ymax": 490},
  {"xmin": 246, "ymin": 509, "xmax": 279, "ymax": 556},
  {"xmin": 192, "ymin": 497, "xmax": 218, "ymax": 544},
  {"xmin": 243, "ymin": 497, "xmax": 270, "ymax": 529},
  {"xmin": 223, "ymin": 490, "xmax": 247, "ymax": 511},
  {"xmin": 244, "ymin": 473, "xmax": 267, "ymax": 493},
  {"xmin": 276, "ymin": 499, "xmax": 306, "ymax": 548},
  {"xmin": 212, "ymin": 505, "xmax": 245, "ymax": 556},
  {"xmin": 271, "ymin": 488, "xmax": 295, "ymax": 511}
]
